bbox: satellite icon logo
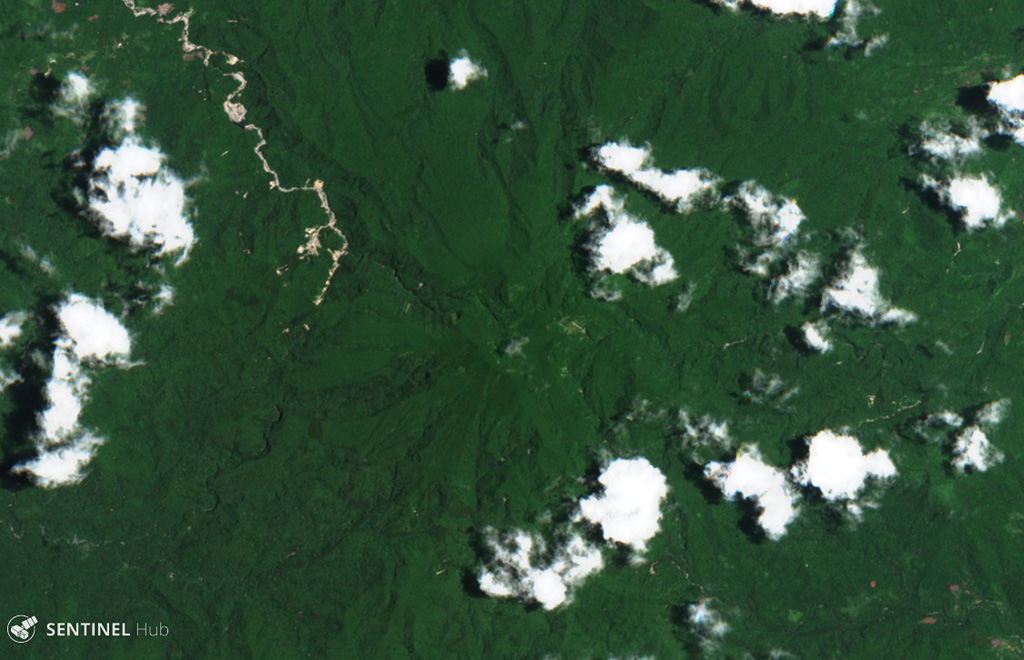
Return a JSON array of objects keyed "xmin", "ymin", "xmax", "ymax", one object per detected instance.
[{"xmin": 7, "ymin": 615, "xmax": 38, "ymax": 643}]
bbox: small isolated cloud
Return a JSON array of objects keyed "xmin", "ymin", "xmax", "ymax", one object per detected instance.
[
  {"xmin": 477, "ymin": 528, "xmax": 604, "ymax": 611},
  {"xmin": 592, "ymin": 141, "xmax": 721, "ymax": 213},
  {"xmin": 680, "ymin": 410, "xmax": 733, "ymax": 455},
  {"xmin": 704, "ymin": 445, "xmax": 800, "ymax": 540},
  {"xmin": 987, "ymin": 74, "xmax": 1024, "ymax": 145},
  {"xmin": 0, "ymin": 311, "xmax": 28, "ymax": 349},
  {"xmin": 709, "ymin": 0, "xmax": 837, "ymax": 18},
  {"xmin": 790, "ymin": 430, "xmax": 896, "ymax": 502},
  {"xmin": 920, "ymin": 174, "xmax": 1012, "ymax": 231},
  {"xmin": 14, "ymin": 295, "xmax": 131, "ymax": 488},
  {"xmin": 53, "ymin": 71, "xmax": 95, "ymax": 121},
  {"xmin": 688, "ymin": 597, "xmax": 730, "ymax": 639},
  {"xmin": 820, "ymin": 247, "xmax": 915, "ymax": 325},
  {"xmin": 801, "ymin": 319, "xmax": 832, "ymax": 353},
  {"xmin": 922, "ymin": 400, "xmax": 1008, "ymax": 473},
  {"xmin": 576, "ymin": 457, "xmax": 669, "ymax": 552},
  {"xmin": 448, "ymin": 50, "xmax": 487, "ymax": 90},
  {"xmin": 575, "ymin": 185, "xmax": 678, "ymax": 286},
  {"xmin": 86, "ymin": 97, "xmax": 195, "ymax": 263}
]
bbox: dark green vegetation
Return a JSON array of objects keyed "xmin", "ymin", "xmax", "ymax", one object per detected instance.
[{"xmin": 1, "ymin": 0, "xmax": 1023, "ymax": 657}]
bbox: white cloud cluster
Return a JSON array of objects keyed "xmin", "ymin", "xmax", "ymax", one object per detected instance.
[
  {"xmin": 14, "ymin": 295, "xmax": 132, "ymax": 488},
  {"xmin": 589, "ymin": 141, "xmax": 817, "ymax": 302},
  {"xmin": 592, "ymin": 141, "xmax": 721, "ymax": 213},
  {"xmin": 575, "ymin": 185, "xmax": 678, "ymax": 286},
  {"xmin": 576, "ymin": 457, "xmax": 669, "ymax": 552},
  {"xmin": 704, "ymin": 429, "xmax": 899, "ymax": 537},
  {"xmin": 920, "ymin": 174, "xmax": 1012, "ymax": 232},
  {"xmin": 924, "ymin": 400, "xmax": 1008, "ymax": 473},
  {"xmin": 790, "ymin": 430, "xmax": 896, "ymax": 501},
  {"xmin": 477, "ymin": 528, "xmax": 604, "ymax": 611},
  {"xmin": 709, "ymin": 0, "xmax": 836, "ymax": 18},
  {"xmin": 88, "ymin": 101, "xmax": 195, "ymax": 263},
  {"xmin": 726, "ymin": 182, "xmax": 809, "ymax": 292},
  {"xmin": 820, "ymin": 247, "xmax": 915, "ymax": 325},
  {"xmin": 704, "ymin": 445, "xmax": 800, "ymax": 540},
  {"xmin": 479, "ymin": 457, "xmax": 669, "ymax": 609},
  {"xmin": 448, "ymin": 51, "xmax": 487, "ymax": 91},
  {"xmin": 988, "ymin": 74, "xmax": 1024, "ymax": 145}
]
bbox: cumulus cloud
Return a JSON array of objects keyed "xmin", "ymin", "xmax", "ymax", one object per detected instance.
[
  {"xmin": 922, "ymin": 399, "xmax": 1008, "ymax": 473},
  {"xmin": 576, "ymin": 457, "xmax": 669, "ymax": 552},
  {"xmin": 448, "ymin": 51, "xmax": 487, "ymax": 90},
  {"xmin": 680, "ymin": 410, "xmax": 733, "ymax": 454},
  {"xmin": 13, "ymin": 295, "xmax": 131, "ymax": 488},
  {"xmin": 987, "ymin": 74, "xmax": 1024, "ymax": 145},
  {"xmin": 704, "ymin": 445, "xmax": 800, "ymax": 539},
  {"xmin": 477, "ymin": 528, "xmax": 604, "ymax": 610},
  {"xmin": 825, "ymin": 0, "xmax": 885, "ymax": 52},
  {"xmin": 0, "ymin": 311, "xmax": 28, "ymax": 349},
  {"xmin": 85, "ymin": 97, "xmax": 195, "ymax": 263},
  {"xmin": 801, "ymin": 319, "xmax": 832, "ymax": 353},
  {"xmin": 913, "ymin": 119, "xmax": 987, "ymax": 164},
  {"xmin": 53, "ymin": 71, "xmax": 95, "ymax": 121},
  {"xmin": 920, "ymin": 174, "xmax": 1012, "ymax": 231},
  {"xmin": 688, "ymin": 598, "xmax": 730, "ymax": 639},
  {"xmin": 592, "ymin": 141, "xmax": 721, "ymax": 213},
  {"xmin": 820, "ymin": 247, "xmax": 915, "ymax": 325},
  {"xmin": 709, "ymin": 0, "xmax": 836, "ymax": 18},
  {"xmin": 478, "ymin": 457, "xmax": 669, "ymax": 608},
  {"xmin": 769, "ymin": 251, "xmax": 820, "ymax": 303},
  {"xmin": 575, "ymin": 185, "xmax": 678, "ymax": 286},
  {"xmin": 790, "ymin": 430, "xmax": 896, "ymax": 501}
]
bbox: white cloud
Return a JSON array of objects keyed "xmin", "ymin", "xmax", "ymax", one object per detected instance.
[
  {"xmin": 477, "ymin": 528, "xmax": 604, "ymax": 610},
  {"xmin": 576, "ymin": 457, "xmax": 669, "ymax": 552},
  {"xmin": 0, "ymin": 311, "xmax": 28, "ymax": 349},
  {"xmin": 448, "ymin": 51, "xmax": 487, "ymax": 90},
  {"xmin": 952, "ymin": 426, "xmax": 1003, "ymax": 473},
  {"xmin": 688, "ymin": 598, "xmax": 730, "ymax": 638},
  {"xmin": 820, "ymin": 247, "xmax": 915, "ymax": 325},
  {"xmin": 53, "ymin": 72, "xmax": 95, "ymax": 121},
  {"xmin": 770, "ymin": 251, "xmax": 820, "ymax": 303},
  {"xmin": 14, "ymin": 295, "xmax": 132, "ymax": 488},
  {"xmin": 704, "ymin": 445, "xmax": 800, "ymax": 539},
  {"xmin": 13, "ymin": 433, "xmax": 105, "ymax": 489},
  {"xmin": 825, "ymin": 0, "xmax": 882, "ymax": 50},
  {"xmin": 727, "ymin": 182, "xmax": 804, "ymax": 273},
  {"xmin": 58, "ymin": 294, "xmax": 132, "ymax": 362},
  {"xmin": 789, "ymin": 430, "xmax": 896, "ymax": 501},
  {"xmin": 592, "ymin": 141, "xmax": 721, "ymax": 213},
  {"xmin": 575, "ymin": 185, "xmax": 678, "ymax": 286},
  {"xmin": 680, "ymin": 411, "xmax": 732, "ymax": 452},
  {"xmin": 710, "ymin": 0, "xmax": 837, "ymax": 18},
  {"xmin": 914, "ymin": 119, "xmax": 987, "ymax": 164},
  {"xmin": 85, "ymin": 98, "xmax": 195, "ymax": 264},
  {"xmin": 801, "ymin": 319, "xmax": 832, "ymax": 353},
  {"xmin": 924, "ymin": 399, "xmax": 1009, "ymax": 473},
  {"xmin": 920, "ymin": 174, "xmax": 1012, "ymax": 231},
  {"xmin": 988, "ymin": 74, "xmax": 1024, "ymax": 145}
]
